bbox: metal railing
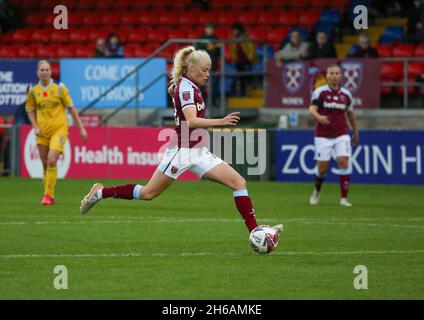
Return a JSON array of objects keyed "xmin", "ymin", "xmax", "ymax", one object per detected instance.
[
  {"xmin": 381, "ymin": 57, "xmax": 424, "ymax": 108},
  {"xmin": 78, "ymin": 39, "xmax": 268, "ymax": 124}
]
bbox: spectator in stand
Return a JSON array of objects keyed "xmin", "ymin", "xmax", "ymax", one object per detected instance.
[
  {"xmin": 274, "ymin": 30, "xmax": 309, "ymax": 66},
  {"xmin": 106, "ymin": 32, "xmax": 124, "ymax": 58},
  {"xmin": 347, "ymin": 34, "xmax": 379, "ymax": 58},
  {"xmin": 405, "ymin": 0, "xmax": 424, "ymax": 44},
  {"xmin": 93, "ymin": 38, "xmax": 107, "ymax": 58},
  {"xmin": 229, "ymin": 23, "xmax": 257, "ymax": 96},
  {"xmin": 308, "ymin": 32, "xmax": 337, "ymax": 59},
  {"xmin": 195, "ymin": 22, "xmax": 220, "ymax": 72}
]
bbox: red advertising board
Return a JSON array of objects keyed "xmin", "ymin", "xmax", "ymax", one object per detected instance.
[
  {"xmin": 20, "ymin": 125, "xmax": 197, "ymax": 180},
  {"xmin": 266, "ymin": 58, "xmax": 381, "ymax": 109}
]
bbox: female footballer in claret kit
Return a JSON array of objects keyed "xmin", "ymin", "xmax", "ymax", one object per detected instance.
[
  {"xmin": 309, "ymin": 64, "xmax": 359, "ymax": 206},
  {"xmin": 80, "ymin": 46, "xmax": 283, "ymax": 237}
]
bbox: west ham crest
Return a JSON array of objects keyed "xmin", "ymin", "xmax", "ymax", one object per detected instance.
[
  {"xmin": 282, "ymin": 62, "xmax": 305, "ymax": 94},
  {"xmin": 341, "ymin": 62, "xmax": 363, "ymax": 93}
]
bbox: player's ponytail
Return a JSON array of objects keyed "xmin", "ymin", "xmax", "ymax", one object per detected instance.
[{"xmin": 170, "ymin": 46, "xmax": 211, "ymax": 85}]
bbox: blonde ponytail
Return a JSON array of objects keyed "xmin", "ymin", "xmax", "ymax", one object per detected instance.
[{"xmin": 170, "ymin": 46, "xmax": 211, "ymax": 85}]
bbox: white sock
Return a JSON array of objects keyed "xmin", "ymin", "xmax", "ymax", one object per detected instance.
[{"xmin": 96, "ymin": 189, "xmax": 103, "ymax": 200}]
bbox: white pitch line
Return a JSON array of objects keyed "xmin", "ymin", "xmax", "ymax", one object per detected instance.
[
  {"xmin": 1, "ymin": 218, "xmax": 424, "ymax": 230},
  {"xmin": 1, "ymin": 250, "xmax": 424, "ymax": 259}
]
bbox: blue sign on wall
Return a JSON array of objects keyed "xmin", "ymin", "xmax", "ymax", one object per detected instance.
[
  {"xmin": 0, "ymin": 60, "xmax": 38, "ymax": 115},
  {"xmin": 60, "ymin": 58, "xmax": 167, "ymax": 108},
  {"xmin": 275, "ymin": 130, "xmax": 424, "ymax": 185}
]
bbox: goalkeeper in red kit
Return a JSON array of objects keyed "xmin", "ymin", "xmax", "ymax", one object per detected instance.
[{"xmin": 309, "ymin": 64, "xmax": 359, "ymax": 206}]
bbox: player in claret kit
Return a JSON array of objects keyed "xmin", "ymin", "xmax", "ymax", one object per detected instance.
[
  {"xmin": 80, "ymin": 46, "xmax": 283, "ymax": 236},
  {"xmin": 309, "ymin": 64, "xmax": 359, "ymax": 207},
  {"xmin": 26, "ymin": 60, "xmax": 87, "ymax": 205}
]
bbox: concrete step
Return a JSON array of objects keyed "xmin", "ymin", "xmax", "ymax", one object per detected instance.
[
  {"xmin": 246, "ymin": 88, "xmax": 264, "ymax": 98},
  {"xmin": 228, "ymin": 97, "xmax": 264, "ymax": 109},
  {"xmin": 376, "ymin": 17, "xmax": 407, "ymax": 26}
]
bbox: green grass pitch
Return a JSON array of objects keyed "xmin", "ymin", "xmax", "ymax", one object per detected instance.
[{"xmin": 0, "ymin": 177, "xmax": 423, "ymax": 299}]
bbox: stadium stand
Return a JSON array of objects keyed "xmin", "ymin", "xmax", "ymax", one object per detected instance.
[{"xmin": 0, "ymin": 0, "xmax": 422, "ymax": 105}]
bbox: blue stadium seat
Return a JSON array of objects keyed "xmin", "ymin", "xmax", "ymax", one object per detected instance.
[
  {"xmin": 382, "ymin": 26, "xmax": 404, "ymax": 40},
  {"xmin": 255, "ymin": 45, "xmax": 274, "ymax": 59},
  {"xmin": 319, "ymin": 10, "xmax": 341, "ymax": 25}
]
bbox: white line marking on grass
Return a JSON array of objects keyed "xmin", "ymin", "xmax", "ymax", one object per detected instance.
[
  {"xmin": 1, "ymin": 218, "xmax": 423, "ymax": 230},
  {"xmin": 1, "ymin": 250, "xmax": 423, "ymax": 259}
]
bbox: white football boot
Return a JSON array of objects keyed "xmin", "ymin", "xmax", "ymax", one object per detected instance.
[
  {"xmin": 309, "ymin": 190, "xmax": 320, "ymax": 205},
  {"xmin": 80, "ymin": 183, "xmax": 104, "ymax": 214},
  {"xmin": 272, "ymin": 224, "xmax": 284, "ymax": 234},
  {"xmin": 340, "ymin": 198, "xmax": 352, "ymax": 207}
]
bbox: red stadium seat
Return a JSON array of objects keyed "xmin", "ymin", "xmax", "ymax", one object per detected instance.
[
  {"xmin": 0, "ymin": 45, "xmax": 19, "ymax": 58},
  {"xmin": 217, "ymin": 12, "xmax": 239, "ymax": 26},
  {"xmin": 414, "ymin": 44, "xmax": 424, "ymax": 57},
  {"xmin": 24, "ymin": 13, "xmax": 45, "ymax": 27},
  {"xmin": 380, "ymin": 62, "xmax": 403, "ymax": 80},
  {"xmin": 267, "ymin": 28, "xmax": 289, "ymax": 44},
  {"xmin": 82, "ymin": 12, "xmax": 103, "ymax": 26},
  {"xmin": 114, "ymin": 28, "xmax": 131, "ymax": 43},
  {"xmin": 134, "ymin": 44, "xmax": 158, "ymax": 58},
  {"xmin": 139, "ymin": 12, "xmax": 160, "ymax": 26},
  {"xmin": 198, "ymin": 12, "xmax": 220, "ymax": 26},
  {"xmin": 392, "ymin": 44, "xmax": 415, "ymax": 57},
  {"xmin": 291, "ymin": 0, "xmax": 310, "ymax": 8},
  {"xmin": 95, "ymin": 0, "xmax": 115, "ymax": 10},
  {"xmin": 229, "ymin": 0, "xmax": 252, "ymax": 10},
  {"xmin": 211, "ymin": 0, "xmax": 229, "ymax": 10},
  {"xmin": 380, "ymin": 86, "xmax": 392, "ymax": 95},
  {"xmin": 311, "ymin": 0, "xmax": 332, "ymax": 8},
  {"xmin": 126, "ymin": 28, "xmax": 148, "ymax": 43},
  {"xmin": 277, "ymin": 11, "xmax": 300, "ymax": 26},
  {"xmin": 68, "ymin": 12, "xmax": 85, "ymax": 27},
  {"xmin": 50, "ymin": 61, "xmax": 60, "ymax": 81},
  {"xmin": 179, "ymin": 12, "xmax": 200, "ymax": 27},
  {"xmin": 169, "ymin": 0, "xmax": 192, "ymax": 10},
  {"xmin": 0, "ymin": 33, "xmax": 12, "ymax": 44},
  {"xmin": 158, "ymin": 12, "xmax": 180, "ymax": 26},
  {"xmin": 214, "ymin": 27, "xmax": 232, "ymax": 40},
  {"xmin": 11, "ymin": 29, "xmax": 32, "ymax": 43},
  {"xmin": 69, "ymin": 28, "xmax": 90, "ymax": 43},
  {"xmin": 31, "ymin": 29, "xmax": 50, "ymax": 44},
  {"xmin": 49, "ymin": 30, "xmax": 69, "ymax": 43},
  {"xmin": 150, "ymin": 0, "xmax": 173, "ymax": 10},
  {"xmin": 168, "ymin": 29, "xmax": 187, "ymax": 41},
  {"xmin": 396, "ymin": 78, "xmax": 416, "ymax": 95},
  {"xmin": 124, "ymin": 44, "xmax": 137, "ymax": 57},
  {"xmin": 87, "ymin": 29, "xmax": 111, "ymax": 43},
  {"xmin": 249, "ymin": 28, "xmax": 268, "ymax": 42},
  {"xmin": 257, "ymin": 12, "xmax": 280, "ymax": 25},
  {"xmin": 375, "ymin": 44, "xmax": 393, "ymax": 57},
  {"xmin": 101, "ymin": 12, "xmax": 121, "ymax": 26},
  {"xmin": 146, "ymin": 28, "xmax": 170, "ymax": 43},
  {"xmin": 298, "ymin": 10, "xmax": 321, "ymax": 28},
  {"xmin": 76, "ymin": 0, "xmax": 97, "ymax": 10},
  {"xmin": 113, "ymin": 0, "xmax": 136, "ymax": 10},
  {"xmin": 121, "ymin": 12, "xmax": 142, "ymax": 26},
  {"xmin": 238, "ymin": 12, "xmax": 259, "ymax": 27},
  {"xmin": 187, "ymin": 27, "xmax": 204, "ymax": 39},
  {"xmin": 37, "ymin": 44, "xmax": 59, "ymax": 59},
  {"xmin": 17, "ymin": 45, "xmax": 38, "ymax": 58},
  {"xmin": 75, "ymin": 45, "xmax": 96, "ymax": 58},
  {"xmin": 56, "ymin": 44, "xmax": 76, "ymax": 58},
  {"xmin": 408, "ymin": 62, "xmax": 424, "ymax": 78}
]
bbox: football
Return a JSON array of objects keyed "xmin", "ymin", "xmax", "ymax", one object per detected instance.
[{"xmin": 249, "ymin": 225, "xmax": 279, "ymax": 254}]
